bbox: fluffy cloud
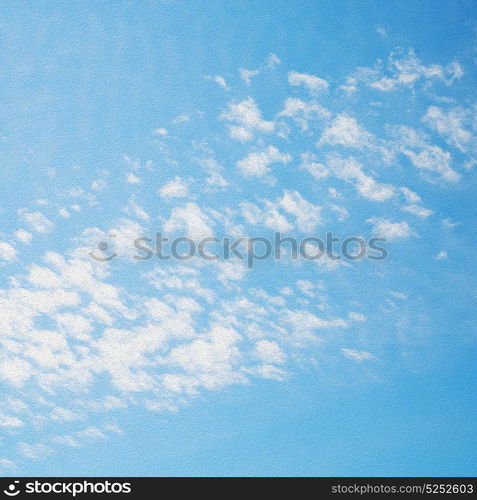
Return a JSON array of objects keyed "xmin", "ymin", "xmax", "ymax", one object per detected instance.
[
  {"xmin": 288, "ymin": 71, "xmax": 329, "ymax": 92},
  {"xmin": 163, "ymin": 202, "xmax": 215, "ymax": 239},
  {"xmin": 18, "ymin": 443, "xmax": 53, "ymax": 460},
  {"xmin": 278, "ymin": 98, "xmax": 331, "ymax": 130},
  {"xmin": 240, "ymin": 190, "xmax": 321, "ymax": 233},
  {"xmin": 367, "ymin": 217, "xmax": 413, "ymax": 240},
  {"xmin": 18, "ymin": 209, "xmax": 54, "ymax": 233},
  {"xmin": 391, "ymin": 125, "xmax": 460, "ymax": 182},
  {"xmin": 320, "ymin": 115, "xmax": 376, "ymax": 149},
  {"xmin": 341, "ymin": 348, "xmax": 374, "ymax": 362},
  {"xmin": 342, "ymin": 49, "xmax": 463, "ymax": 93},
  {"xmin": 237, "ymin": 145, "xmax": 291, "ymax": 179},
  {"xmin": 158, "ymin": 177, "xmax": 190, "ymax": 199},
  {"xmin": 15, "ymin": 229, "xmax": 33, "ymax": 244},
  {"xmin": 327, "ymin": 155, "xmax": 396, "ymax": 201},
  {"xmin": 0, "ymin": 46, "xmax": 472, "ymax": 469},
  {"xmin": 239, "ymin": 68, "xmax": 259, "ymax": 85},
  {"xmin": 403, "ymin": 145, "xmax": 458, "ymax": 183},
  {"xmin": 0, "ymin": 242, "xmax": 16, "ymax": 261},
  {"xmin": 253, "ymin": 340, "xmax": 286, "ymax": 364},
  {"xmin": 422, "ymin": 105, "xmax": 476, "ymax": 153},
  {"xmin": 221, "ymin": 97, "xmax": 274, "ymax": 141}
]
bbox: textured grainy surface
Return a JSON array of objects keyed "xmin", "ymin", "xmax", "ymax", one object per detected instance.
[{"xmin": 0, "ymin": 0, "xmax": 475, "ymax": 477}]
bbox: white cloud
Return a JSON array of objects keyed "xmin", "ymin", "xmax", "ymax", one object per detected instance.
[
  {"xmin": 390, "ymin": 125, "xmax": 460, "ymax": 182},
  {"xmin": 376, "ymin": 49, "xmax": 461, "ymax": 91},
  {"xmin": 320, "ymin": 114, "xmax": 375, "ymax": 149},
  {"xmin": 239, "ymin": 68, "xmax": 259, "ymax": 85},
  {"xmin": 52, "ymin": 435, "xmax": 81, "ymax": 448},
  {"xmin": 342, "ymin": 348, "xmax": 374, "ymax": 361},
  {"xmin": 240, "ymin": 190, "xmax": 321, "ymax": 233},
  {"xmin": 50, "ymin": 407, "xmax": 83, "ymax": 423},
  {"xmin": 209, "ymin": 75, "xmax": 230, "ymax": 91},
  {"xmin": 18, "ymin": 209, "xmax": 54, "ymax": 233},
  {"xmin": 198, "ymin": 158, "xmax": 229, "ymax": 190},
  {"xmin": 237, "ymin": 145, "xmax": 291, "ymax": 179},
  {"xmin": 253, "ymin": 340, "xmax": 286, "ymax": 364},
  {"xmin": 238, "ymin": 54, "xmax": 281, "ymax": 86},
  {"xmin": 58, "ymin": 208, "xmax": 70, "ymax": 219},
  {"xmin": 367, "ymin": 217, "xmax": 413, "ymax": 240},
  {"xmin": 124, "ymin": 200, "xmax": 150, "ymax": 221},
  {"xmin": 300, "ymin": 152, "xmax": 329, "ymax": 179},
  {"xmin": 348, "ymin": 312, "xmax": 366, "ymax": 322},
  {"xmin": 158, "ymin": 177, "xmax": 190, "ymax": 199},
  {"xmin": 173, "ymin": 114, "xmax": 190, "ymax": 124},
  {"xmin": 265, "ymin": 53, "xmax": 281, "ymax": 69},
  {"xmin": 0, "ymin": 413, "xmax": 24, "ymax": 427},
  {"xmin": 91, "ymin": 178, "xmax": 107, "ymax": 191},
  {"xmin": 0, "ymin": 48, "xmax": 471, "ymax": 467},
  {"xmin": 464, "ymin": 159, "xmax": 477, "ymax": 170},
  {"xmin": 126, "ymin": 173, "xmax": 141, "ymax": 184},
  {"xmin": 279, "ymin": 98, "xmax": 331, "ymax": 130},
  {"xmin": 216, "ymin": 260, "xmax": 247, "ymax": 284},
  {"xmin": 0, "ymin": 358, "xmax": 33, "ymax": 388},
  {"xmin": 164, "ymin": 324, "xmax": 246, "ymax": 393},
  {"xmin": 404, "ymin": 146, "xmax": 459, "ymax": 183},
  {"xmin": 400, "ymin": 187, "xmax": 421, "ymax": 204},
  {"xmin": 53, "ymin": 425, "xmax": 121, "ymax": 449},
  {"xmin": 221, "ymin": 97, "xmax": 274, "ymax": 141},
  {"xmin": 76, "ymin": 426, "xmax": 107, "ymax": 441},
  {"xmin": 163, "ymin": 202, "xmax": 215, "ymax": 239},
  {"xmin": 401, "ymin": 204, "xmax": 433, "ymax": 218},
  {"xmin": 0, "ymin": 242, "xmax": 16, "ymax": 261},
  {"xmin": 342, "ymin": 49, "xmax": 463, "ymax": 93},
  {"xmin": 18, "ymin": 442, "xmax": 53, "ymax": 460},
  {"xmin": 442, "ymin": 218, "xmax": 460, "ymax": 228},
  {"xmin": 288, "ymin": 71, "xmax": 329, "ymax": 92},
  {"xmin": 278, "ymin": 190, "xmax": 322, "ymax": 232},
  {"xmin": 15, "ymin": 229, "xmax": 32, "ymax": 244},
  {"xmin": 0, "ymin": 458, "xmax": 16, "ymax": 470},
  {"xmin": 389, "ymin": 291, "xmax": 407, "ymax": 300},
  {"xmin": 281, "ymin": 309, "xmax": 349, "ymax": 339},
  {"xmin": 153, "ymin": 127, "xmax": 168, "ymax": 136},
  {"xmin": 435, "ymin": 250, "xmax": 448, "ymax": 260},
  {"xmin": 422, "ymin": 105, "xmax": 475, "ymax": 153},
  {"xmin": 296, "ymin": 279, "xmax": 319, "ymax": 298},
  {"xmin": 327, "ymin": 155, "xmax": 395, "ymax": 201},
  {"xmin": 320, "ymin": 115, "xmax": 394, "ymax": 163},
  {"xmin": 400, "ymin": 187, "xmax": 433, "ymax": 218},
  {"xmin": 240, "ymin": 200, "xmax": 293, "ymax": 232}
]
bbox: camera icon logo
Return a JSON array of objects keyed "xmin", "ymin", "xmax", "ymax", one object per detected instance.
[
  {"xmin": 4, "ymin": 481, "xmax": 20, "ymax": 496},
  {"xmin": 89, "ymin": 234, "xmax": 118, "ymax": 262}
]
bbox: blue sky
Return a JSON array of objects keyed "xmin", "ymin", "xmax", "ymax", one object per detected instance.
[{"xmin": 0, "ymin": 0, "xmax": 476, "ymax": 476}]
